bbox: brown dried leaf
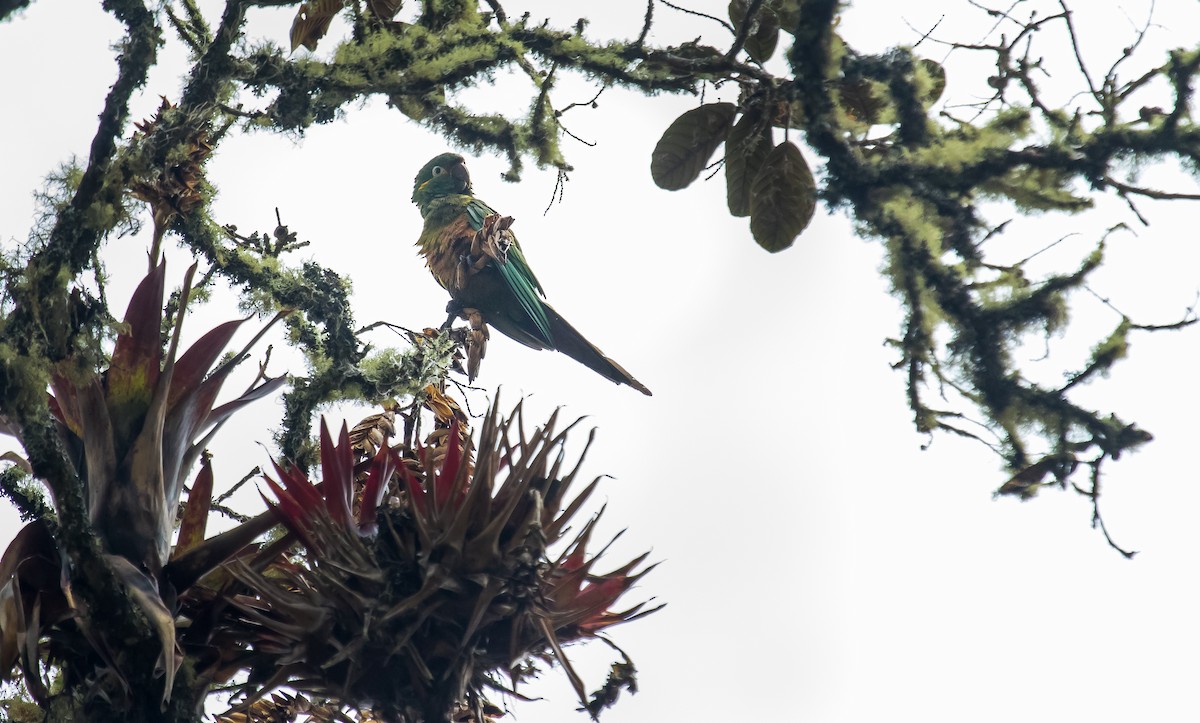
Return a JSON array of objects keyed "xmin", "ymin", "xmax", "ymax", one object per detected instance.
[
  {"xmin": 129, "ymin": 97, "xmax": 212, "ymax": 225},
  {"xmin": 473, "ymin": 214, "xmax": 514, "ymax": 264},
  {"xmin": 349, "ymin": 405, "xmax": 397, "ymax": 458},
  {"xmin": 452, "ymin": 700, "xmax": 505, "ymax": 722},
  {"xmin": 290, "ymin": 0, "xmax": 345, "ymax": 53},
  {"xmin": 366, "ymin": 0, "xmax": 403, "ymax": 20},
  {"xmin": 423, "ymin": 385, "xmax": 469, "ymax": 428},
  {"xmin": 995, "ymin": 455, "xmax": 1074, "ymax": 500}
]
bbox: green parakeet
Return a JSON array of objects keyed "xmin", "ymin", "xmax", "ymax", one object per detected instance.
[{"xmin": 412, "ymin": 153, "xmax": 651, "ymax": 395}]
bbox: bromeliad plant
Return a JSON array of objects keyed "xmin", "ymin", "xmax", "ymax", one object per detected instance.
[
  {"xmin": 218, "ymin": 400, "xmax": 658, "ymax": 723},
  {"xmin": 49, "ymin": 261, "xmax": 285, "ymax": 576},
  {"xmin": 0, "ymin": 261, "xmax": 286, "ymax": 713},
  {"xmin": 0, "ymin": 258, "xmax": 658, "ymax": 723}
]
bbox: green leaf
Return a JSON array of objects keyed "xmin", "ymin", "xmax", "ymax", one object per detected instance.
[
  {"xmin": 729, "ymin": 0, "xmax": 780, "ymax": 63},
  {"xmin": 725, "ymin": 108, "xmax": 774, "ymax": 217},
  {"xmin": 650, "ymin": 103, "xmax": 738, "ymax": 191},
  {"xmin": 771, "ymin": 0, "xmax": 801, "ymax": 34},
  {"xmin": 917, "ymin": 58, "xmax": 947, "ymax": 107},
  {"xmin": 749, "ymin": 142, "xmax": 816, "ymax": 252}
]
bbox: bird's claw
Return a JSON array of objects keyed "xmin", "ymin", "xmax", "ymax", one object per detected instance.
[{"xmin": 439, "ymin": 303, "xmax": 458, "ymax": 331}]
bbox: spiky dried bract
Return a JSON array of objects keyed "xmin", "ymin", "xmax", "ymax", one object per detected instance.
[
  {"xmin": 350, "ymin": 402, "xmax": 398, "ymax": 459},
  {"xmin": 213, "ymin": 690, "xmax": 386, "ymax": 722},
  {"xmin": 226, "ymin": 402, "xmax": 658, "ymax": 723},
  {"xmin": 128, "ymin": 97, "xmax": 213, "ymax": 233}
]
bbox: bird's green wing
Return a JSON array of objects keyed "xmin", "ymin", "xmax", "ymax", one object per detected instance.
[
  {"xmin": 465, "ymin": 197, "xmax": 553, "ymax": 345},
  {"xmin": 464, "ymin": 199, "xmax": 490, "ymax": 231}
]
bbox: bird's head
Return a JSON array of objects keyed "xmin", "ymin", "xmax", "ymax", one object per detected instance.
[{"xmin": 412, "ymin": 153, "xmax": 471, "ymax": 206}]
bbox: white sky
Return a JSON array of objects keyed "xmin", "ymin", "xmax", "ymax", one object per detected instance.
[{"xmin": 3, "ymin": 1, "xmax": 1200, "ymax": 721}]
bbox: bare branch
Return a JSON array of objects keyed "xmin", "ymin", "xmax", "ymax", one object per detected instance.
[{"xmin": 657, "ymin": 0, "xmax": 735, "ymax": 33}]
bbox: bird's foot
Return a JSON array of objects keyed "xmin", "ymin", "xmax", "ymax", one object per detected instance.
[{"xmin": 440, "ymin": 299, "xmax": 464, "ymax": 329}]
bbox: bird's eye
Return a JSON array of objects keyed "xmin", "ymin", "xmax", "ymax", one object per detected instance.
[{"xmin": 432, "ymin": 166, "xmax": 445, "ymax": 176}]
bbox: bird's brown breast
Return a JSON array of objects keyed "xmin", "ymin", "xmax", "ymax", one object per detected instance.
[{"xmin": 419, "ymin": 214, "xmax": 475, "ymax": 294}]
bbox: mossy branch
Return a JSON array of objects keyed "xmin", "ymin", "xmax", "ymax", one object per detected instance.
[
  {"xmin": 778, "ymin": 1, "xmax": 1200, "ymax": 547},
  {"xmin": 0, "ymin": 0, "xmax": 31, "ymax": 22},
  {"xmin": 3, "ymin": 0, "xmax": 159, "ymax": 367}
]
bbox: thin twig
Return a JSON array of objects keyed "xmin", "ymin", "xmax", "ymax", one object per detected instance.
[
  {"xmin": 1104, "ymin": 175, "xmax": 1200, "ymax": 201},
  {"xmin": 635, "ymin": 0, "xmax": 653, "ymax": 47},
  {"xmin": 725, "ymin": 0, "xmax": 766, "ymax": 60},
  {"xmin": 543, "ymin": 168, "xmax": 567, "ymax": 215},
  {"xmin": 356, "ymin": 320, "xmax": 419, "ymax": 336},
  {"xmin": 558, "ymin": 122, "xmax": 597, "ymax": 148},
  {"xmin": 1074, "ymin": 461, "xmax": 1137, "ymax": 558},
  {"xmin": 1105, "ymin": 0, "xmax": 1155, "ymax": 93},
  {"xmin": 557, "ymin": 85, "xmax": 606, "ymax": 116},
  {"xmin": 1058, "ymin": 0, "xmax": 1101, "ymax": 103},
  {"xmin": 901, "ymin": 14, "xmax": 945, "ymax": 50},
  {"xmin": 216, "ymin": 466, "xmax": 264, "ymax": 505},
  {"xmin": 656, "ymin": 0, "xmax": 734, "ymax": 33}
]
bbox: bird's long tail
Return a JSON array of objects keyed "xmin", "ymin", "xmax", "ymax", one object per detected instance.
[{"xmin": 544, "ymin": 304, "xmax": 652, "ymax": 396}]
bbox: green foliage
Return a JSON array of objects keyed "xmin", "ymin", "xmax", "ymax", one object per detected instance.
[
  {"xmin": 979, "ymin": 167, "xmax": 1092, "ymax": 213},
  {"xmin": 0, "ymin": 466, "xmax": 52, "ymax": 523},
  {"xmin": 904, "ymin": 108, "xmax": 1032, "ymax": 175},
  {"xmin": 0, "ymin": 679, "xmax": 44, "ymax": 723},
  {"xmin": 29, "ymin": 162, "xmax": 88, "ymax": 243}
]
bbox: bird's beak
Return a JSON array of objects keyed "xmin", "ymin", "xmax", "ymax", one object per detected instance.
[{"xmin": 451, "ymin": 162, "xmax": 471, "ymax": 192}]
